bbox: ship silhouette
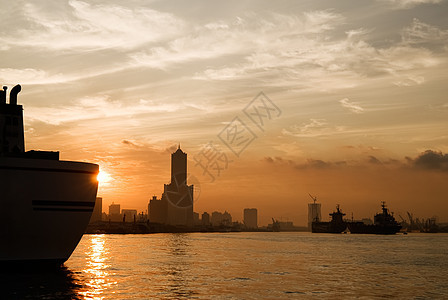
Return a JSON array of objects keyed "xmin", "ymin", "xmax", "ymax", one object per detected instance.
[
  {"xmin": 347, "ymin": 202, "xmax": 402, "ymax": 235},
  {"xmin": 1, "ymin": 84, "xmax": 99, "ymax": 265},
  {"xmin": 312, "ymin": 204, "xmax": 347, "ymax": 233}
]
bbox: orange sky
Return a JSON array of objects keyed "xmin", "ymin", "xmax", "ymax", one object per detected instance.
[{"xmin": 1, "ymin": 0, "xmax": 448, "ymax": 225}]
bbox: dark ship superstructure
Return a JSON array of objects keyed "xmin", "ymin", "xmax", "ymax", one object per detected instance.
[
  {"xmin": 312, "ymin": 205, "xmax": 347, "ymax": 233},
  {"xmin": 348, "ymin": 202, "xmax": 402, "ymax": 235}
]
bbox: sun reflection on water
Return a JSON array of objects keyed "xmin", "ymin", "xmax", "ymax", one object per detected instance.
[{"xmin": 78, "ymin": 235, "xmax": 115, "ymax": 300}]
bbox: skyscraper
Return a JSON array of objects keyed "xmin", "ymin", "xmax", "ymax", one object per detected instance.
[
  {"xmin": 171, "ymin": 145, "xmax": 187, "ymax": 188},
  {"xmin": 149, "ymin": 146, "xmax": 194, "ymax": 226}
]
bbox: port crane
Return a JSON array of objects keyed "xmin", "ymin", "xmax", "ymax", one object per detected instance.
[
  {"xmin": 309, "ymin": 194, "xmax": 317, "ymax": 204},
  {"xmin": 308, "ymin": 194, "xmax": 320, "ymax": 222}
]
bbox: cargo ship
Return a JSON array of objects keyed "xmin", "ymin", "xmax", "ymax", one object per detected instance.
[
  {"xmin": 347, "ymin": 202, "xmax": 402, "ymax": 235},
  {"xmin": 312, "ymin": 205, "xmax": 347, "ymax": 233},
  {"xmin": 0, "ymin": 84, "xmax": 99, "ymax": 265}
]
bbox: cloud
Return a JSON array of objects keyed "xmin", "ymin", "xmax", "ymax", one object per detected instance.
[
  {"xmin": 368, "ymin": 156, "xmax": 382, "ymax": 164},
  {"xmin": 264, "ymin": 156, "xmax": 274, "ymax": 163},
  {"xmin": 263, "ymin": 156, "xmax": 344, "ymax": 170},
  {"xmin": 122, "ymin": 140, "xmax": 142, "ymax": 148},
  {"xmin": 305, "ymin": 159, "xmax": 333, "ymax": 169},
  {"xmin": 378, "ymin": 0, "xmax": 442, "ymax": 9},
  {"xmin": 264, "ymin": 150, "xmax": 448, "ymax": 172},
  {"xmin": 194, "ymin": 17, "xmax": 443, "ymax": 92},
  {"xmin": 402, "ymin": 18, "xmax": 448, "ymax": 44},
  {"xmin": 0, "ymin": 67, "xmax": 122, "ymax": 85},
  {"xmin": 0, "ymin": 68, "xmax": 64, "ymax": 85},
  {"xmin": 393, "ymin": 75, "xmax": 425, "ymax": 87},
  {"xmin": 282, "ymin": 119, "xmax": 348, "ymax": 138},
  {"xmin": 411, "ymin": 150, "xmax": 448, "ymax": 171},
  {"xmin": 3, "ymin": 5, "xmax": 445, "ymax": 94},
  {"xmin": 0, "ymin": 1, "xmax": 184, "ymax": 51},
  {"xmin": 339, "ymin": 98, "xmax": 364, "ymax": 114},
  {"xmin": 132, "ymin": 10, "xmax": 345, "ymax": 70},
  {"xmin": 25, "ymin": 95, "xmax": 184, "ymax": 125}
]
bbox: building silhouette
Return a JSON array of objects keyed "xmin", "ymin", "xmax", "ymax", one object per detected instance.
[
  {"xmin": 148, "ymin": 146, "xmax": 194, "ymax": 226},
  {"xmin": 244, "ymin": 208, "xmax": 258, "ymax": 229},
  {"xmin": 211, "ymin": 211, "xmax": 232, "ymax": 227},
  {"xmin": 109, "ymin": 202, "xmax": 121, "ymax": 222},
  {"xmin": 122, "ymin": 209, "xmax": 137, "ymax": 222},
  {"xmin": 148, "ymin": 195, "xmax": 165, "ymax": 223},
  {"xmin": 193, "ymin": 212, "xmax": 200, "ymax": 225},
  {"xmin": 211, "ymin": 211, "xmax": 223, "ymax": 227},
  {"xmin": 308, "ymin": 197, "xmax": 322, "ymax": 231},
  {"xmin": 201, "ymin": 212, "xmax": 210, "ymax": 226}
]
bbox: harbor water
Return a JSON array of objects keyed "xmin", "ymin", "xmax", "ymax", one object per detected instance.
[{"xmin": 2, "ymin": 232, "xmax": 448, "ymax": 299}]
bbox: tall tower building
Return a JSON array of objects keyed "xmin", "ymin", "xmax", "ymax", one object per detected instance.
[
  {"xmin": 308, "ymin": 196, "xmax": 321, "ymax": 231},
  {"xmin": 171, "ymin": 145, "xmax": 187, "ymax": 187},
  {"xmin": 161, "ymin": 145, "xmax": 194, "ymax": 226}
]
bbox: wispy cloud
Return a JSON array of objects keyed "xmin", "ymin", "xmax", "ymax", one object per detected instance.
[
  {"xmin": 193, "ymin": 17, "xmax": 444, "ymax": 92},
  {"xmin": 25, "ymin": 95, "xmax": 184, "ymax": 125},
  {"xmin": 0, "ymin": 68, "xmax": 65, "ymax": 85},
  {"xmin": 0, "ymin": 0, "xmax": 184, "ymax": 51},
  {"xmin": 339, "ymin": 98, "xmax": 364, "ymax": 114},
  {"xmin": 402, "ymin": 18, "xmax": 448, "ymax": 47},
  {"xmin": 0, "ymin": 67, "xmax": 127, "ymax": 85},
  {"xmin": 282, "ymin": 119, "xmax": 347, "ymax": 138},
  {"xmin": 132, "ymin": 10, "xmax": 345, "ymax": 70},
  {"xmin": 378, "ymin": 0, "xmax": 442, "ymax": 9}
]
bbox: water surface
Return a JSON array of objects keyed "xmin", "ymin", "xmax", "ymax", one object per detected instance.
[{"xmin": 2, "ymin": 232, "xmax": 448, "ymax": 299}]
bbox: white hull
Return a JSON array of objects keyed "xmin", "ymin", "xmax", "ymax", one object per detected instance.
[{"xmin": 0, "ymin": 156, "xmax": 98, "ymax": 263}]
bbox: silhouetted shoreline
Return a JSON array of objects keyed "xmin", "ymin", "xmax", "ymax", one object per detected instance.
[{"xmin": 85, "ymin": 221, "xmax": 308, "ymax": 234}]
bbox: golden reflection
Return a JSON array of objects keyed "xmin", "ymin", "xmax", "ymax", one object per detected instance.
[{"xmin": 78, "ymin": 235, "xmax": 115, "ymax": 300}]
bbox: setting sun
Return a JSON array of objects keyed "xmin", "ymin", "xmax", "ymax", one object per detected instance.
[{"xmin": 97, "ymin": 170, "xmax": 112, "ymax": 186}]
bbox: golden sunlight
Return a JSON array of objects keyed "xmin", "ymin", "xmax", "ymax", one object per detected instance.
[{"xmin": 97, "ymin": 170, "xmax": 112, "ymax": 186}]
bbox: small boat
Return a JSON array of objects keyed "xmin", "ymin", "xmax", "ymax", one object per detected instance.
[
  {"xmin": 312, "ymin": 205, "xmax": 347, "ymax": 233},
  {"xmin": 347, "ymin": 202, "xmax": 402, "ymax": 235}
]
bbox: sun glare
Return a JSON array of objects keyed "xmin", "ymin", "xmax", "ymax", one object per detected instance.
[{"xmin": 97, "ymin": 170, "xmax": 112, "ymax": 185}]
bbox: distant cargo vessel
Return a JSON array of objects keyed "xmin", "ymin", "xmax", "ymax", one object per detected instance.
[
  {"xmin": 0, "ymin": 84, "xmax": 99, "ymax": 265},
  {"xmin": 348, "ymin": 202, "xmax": 402, "ymax": 235},
  {"xmin": 312, "ymin": 205, "xmax": 347, "ymax": 233}
]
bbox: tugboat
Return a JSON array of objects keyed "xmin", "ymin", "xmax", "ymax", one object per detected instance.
[
  {"xmin": 312, "ymin": 205, "xmax": 347, "ymax": 233},
  {"xmin": 0, "ymin": 84, "xmax": 99, "ymax": 265},
  {"xmin": 348, "ymin": 202, "xmax": 402, "ymax": 235}
]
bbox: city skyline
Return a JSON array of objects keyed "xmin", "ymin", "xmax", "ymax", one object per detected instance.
[{"xmin": 1, "ymin": 0, "xmax": 447, "ymax": 225}]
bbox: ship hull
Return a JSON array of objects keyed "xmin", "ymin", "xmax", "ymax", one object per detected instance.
[
  {"xmin": 312, "ymin": 221, "xmax": 347, "ymax": 233},
  {"xmin": 347, "ymin": 222, "xmax": 402, "ymax": 235},
  {"xmin": 0, "ymin": 157, "xmax": 98, "ymax": 264}
]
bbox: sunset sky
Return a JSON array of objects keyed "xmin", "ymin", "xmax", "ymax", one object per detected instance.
[{"xmin": 1, "ymin": 0, "xmax": 447, "ymax": 225}]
